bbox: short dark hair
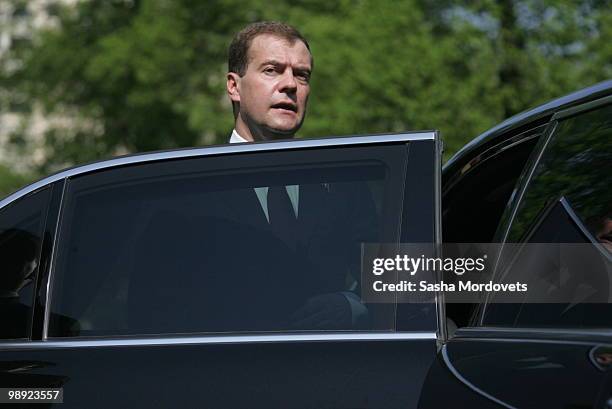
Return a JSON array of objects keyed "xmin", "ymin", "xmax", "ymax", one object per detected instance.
[{"xmin": 228, "ymin": 21, "xmax": 311, "ymax": 76}]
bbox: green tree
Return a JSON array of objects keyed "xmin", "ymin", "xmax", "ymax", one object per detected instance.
[
  {"xmin": 2, "ymin": 0, "xmax": 611, "ymax": 172},
  {"xmin": 0, "ymin": 165, "xmax": 34, "ymax": 199}
]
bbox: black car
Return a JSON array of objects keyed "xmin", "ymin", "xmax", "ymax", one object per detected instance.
[
  {"xmin": 0, "ymin": 81, "xmax": 610, "ymax": 408},
  {"xmin": 421, "ymin": 79, "xmax": 612, "ymax": 409}
]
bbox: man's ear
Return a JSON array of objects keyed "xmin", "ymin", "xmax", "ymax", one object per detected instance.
[{"xmin": 227, "ymin": 72, "xmax": 241, "ymax": 104}]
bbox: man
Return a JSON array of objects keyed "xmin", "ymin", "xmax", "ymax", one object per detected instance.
[
  {"xmin": 129, "ymin": 22, "xmax": 374, "ymax": 334},
  {"xmin": 222, "ymin": 22, "xmax": 373, "ymax": 329},
  {"xmin": 226, "ymin": 21, "xmax": 311, "ymax": 142}
]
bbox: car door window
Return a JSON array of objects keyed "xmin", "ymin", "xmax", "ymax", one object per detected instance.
[
  {"xmin": 0, "ymin": 187, "xmax": 50, "ymax": 339},
  {"xmin": 47, "ymin": 143, "xmax": 432, "ymax": 337},
  {"xmin": 483, "ymin": 102, "xmax": 612, "ymax": 328},
  {"xmin": 440, "ymin": 127, "xmax": 543, "ymax": 331}
]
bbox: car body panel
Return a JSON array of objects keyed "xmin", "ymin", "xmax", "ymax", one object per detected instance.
[{"xmin": 1, "ymin": 336, "xmax": 436, "ymax": 408}]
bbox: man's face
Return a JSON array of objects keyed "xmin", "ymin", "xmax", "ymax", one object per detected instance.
[{"xmin": 228, "ymin": 34, "xmax": 312, "ymax": 141}]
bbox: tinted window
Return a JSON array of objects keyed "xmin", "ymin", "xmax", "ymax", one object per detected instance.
[
  {"xmin": 441, "ymin": 129, "xmax": 541, "ymax": 330},
  {"xmin": 49, "ymin": 145, "xmax": 417, "ymax": 337},
  {"xmin": 0, "ymin": 188, "xmax": 50, "ymax": 339},
  {"xmin": 483, "ymin": 103, "xmax": 612, "ymax": 328},
  {"xmin": 443, "ymin": 128, "xmax": 542, "ymax": 244},
  {"xmin": 508, "ymin": 105, "xmax": 611, "ymax": 245}
]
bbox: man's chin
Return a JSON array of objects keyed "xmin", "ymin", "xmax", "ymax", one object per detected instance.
[{"xmin": 262, "ymin": 124, "xmax": 301, "ymax": 140}]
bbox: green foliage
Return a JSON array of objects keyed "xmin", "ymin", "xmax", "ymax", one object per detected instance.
[
  {"xmin": 2, "ymin": 0, "xmax": 611, "ymax": 169},
  {"xmin": 0, "ymin": 165, "xmax": 35, "ymax": 199}
]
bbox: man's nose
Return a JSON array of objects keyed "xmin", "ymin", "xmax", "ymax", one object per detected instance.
[{"xmin": 278, "ymin": 70, "xmax": 298, "ymax": 93}]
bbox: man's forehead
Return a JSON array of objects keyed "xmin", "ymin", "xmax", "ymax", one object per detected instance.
[{"xmin": 247, "ymin": 34, "xmax": 312, "ymax": 67}]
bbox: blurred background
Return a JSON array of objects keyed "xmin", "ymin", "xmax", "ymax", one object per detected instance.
[{"xmin": 0, "ymin": 0, "xmax": 610, "ymax": 197}]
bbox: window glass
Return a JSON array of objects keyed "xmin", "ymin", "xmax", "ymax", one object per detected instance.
[
  {"xmin": 49, "ymin": 146, "xmax": 414, "ymax": 337},
  {"xmin": 0, "ymin": 188, "xmax": 50, "ymax": 339},
  {"xmin": 444, "ymin": 128, "xmax": 543, "ymax": 244},
  {"xmin": 483, "ymin": 104, "xmax": 612, "ymax": 328},
  {"xmin": 507, "ymin": 105, "xmax": 611, "ymax": 246},
  {"xmin": 440, "ymin": 130, "xmax": 541, "ymax": 331}
]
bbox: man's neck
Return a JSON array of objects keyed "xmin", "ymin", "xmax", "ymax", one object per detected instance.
[{"xmin": 234, "ymin": 121, "xmax": 255, "ymax": 142}]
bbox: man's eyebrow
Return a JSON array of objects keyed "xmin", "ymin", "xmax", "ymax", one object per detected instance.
[
  {"xmin": 258, "ymin": 60, "xmax": 311, "ymax": 73},
  {"xmin": 258, "ymin": 59, "xmax": 284, "ymax": 68}
]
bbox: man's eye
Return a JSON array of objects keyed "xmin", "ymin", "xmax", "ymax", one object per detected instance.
[{"xmin": 264, "ymin": 67, "xmax": 276, "ymax": 74}]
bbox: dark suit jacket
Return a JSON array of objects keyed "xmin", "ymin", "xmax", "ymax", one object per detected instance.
[{"xmin": 128, "ymin": 181, "xmax": 377, "ymax": 333}]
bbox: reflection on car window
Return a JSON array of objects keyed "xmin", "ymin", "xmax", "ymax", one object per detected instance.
[
  {"xmin": 508, "ymin": 104, "xmax": 611, "ymax": 247},
  {"xmin": 484, "ymin": 103, "xmax": 612, "ymax": 328},
  {"xmin": 49, "ymin": 148, "xmax": 407, "ymax": 337},
  {"xmin": 0, "ymin": 188, "xmax": 50, "ymax": 339}
]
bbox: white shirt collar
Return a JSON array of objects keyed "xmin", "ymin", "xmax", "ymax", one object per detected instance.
[{"xmin": 229, "ymin": 129, "xmax": 249, "ymax": 144}]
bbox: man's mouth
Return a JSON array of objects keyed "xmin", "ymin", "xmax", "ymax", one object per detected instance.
[{"xmin": 271, "ymin": 102, "xmax": 297, "ymax": 113}]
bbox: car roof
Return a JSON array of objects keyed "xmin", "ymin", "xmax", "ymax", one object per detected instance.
[{"xmin": 443, "ymin": 80, "xmax": 612, "ymax": 177}]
